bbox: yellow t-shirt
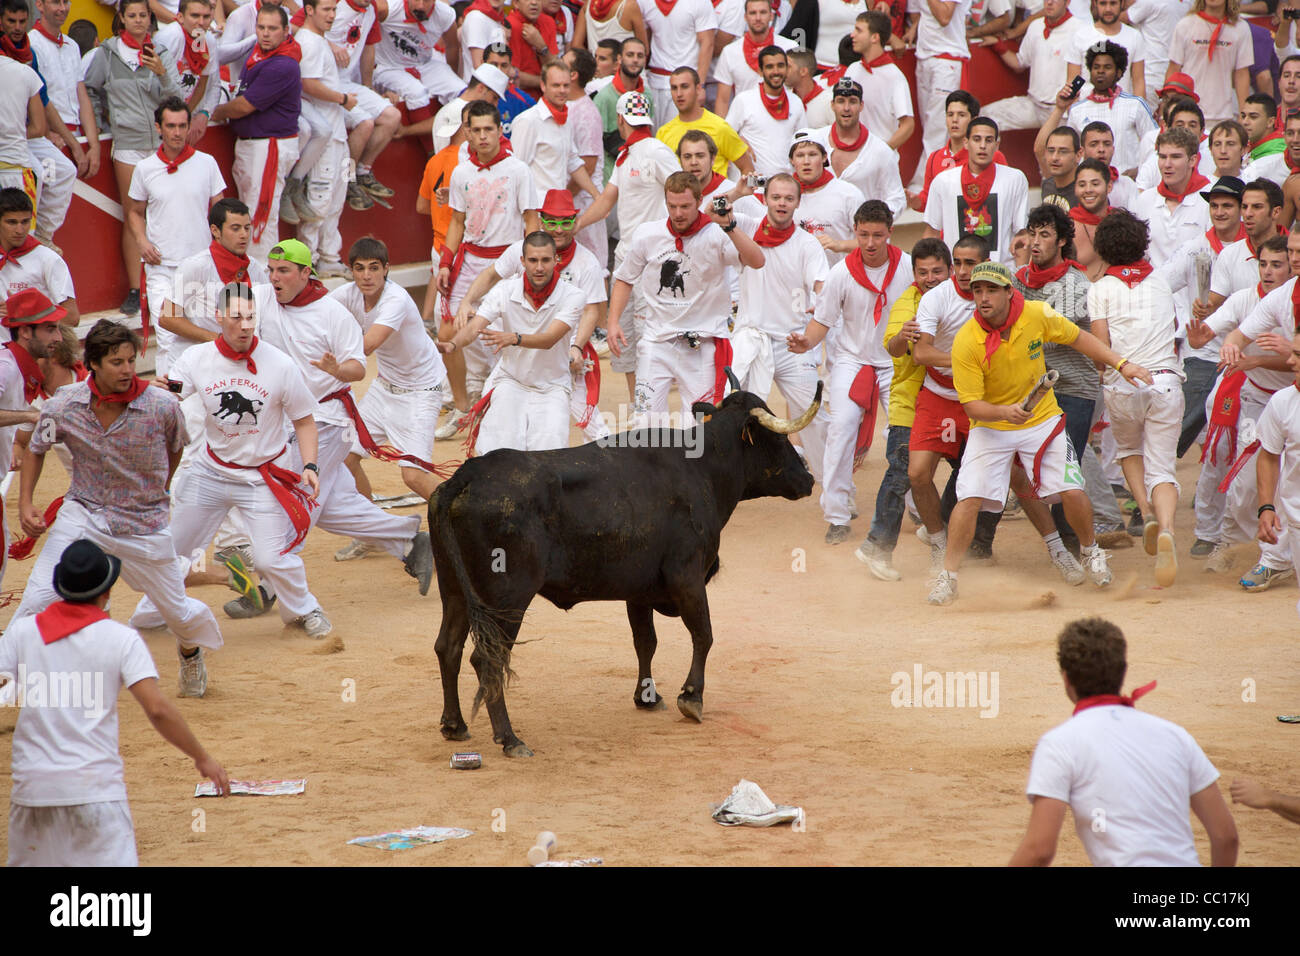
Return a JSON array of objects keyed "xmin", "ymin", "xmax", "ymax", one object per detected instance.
[
  {"xmin": 884, "ymin": 284, "xmax": 925, "ymax": 428},
  {"xmin": 656, "ymin": 111, "xmax": 750, "ymax": 176},
  {"xmin": 951, "ymin": 298, "xmax": 1080, "ymax": 431}
]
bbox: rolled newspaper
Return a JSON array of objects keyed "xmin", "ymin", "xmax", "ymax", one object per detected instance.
[
  {"xmin": 1194, "ymin": 251, "xmax": 1213, "ymax": 304},
  {"xmin": 1022, "ymin": 369, "xmax": 1060, "ymax": 412}
]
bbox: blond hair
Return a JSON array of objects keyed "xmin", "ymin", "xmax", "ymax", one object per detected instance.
[{"xmin": 1192, "ymin": 0, "xmax": 1239, "ymax": 21}]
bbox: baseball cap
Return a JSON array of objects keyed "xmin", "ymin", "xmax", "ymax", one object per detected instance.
[
  {"xmin": 969, "ymin": 262, "xmax": 1013, "ymax": 288},
  {"xmin": 484, "ymin": 40, "xmax": 511, "ymax": 59},
  {"xmin": 268, "ymin": 238, "xmax": 313, "ymax": 269},
  {"xmin": 788, "ymin": 127, "xmax": 829, "ymax": 161},
  {"xmin": 1201, "ymin": 175, "xmax": 1246, "ymax": 203},
  {"xmin": 832, "ymin": 78, "xmax": 863, "ymax": 100},
  {"xmin": 540, "ymin": 188, "xmax": 578, "ymax": 219},
  {"xmin": 1, "ymin": 288, "xmax": 68, "ymax": 328},
  {"xmin": 617, "ymin": 90, "xmax": 652, "ymax": 127},
  {"xmin": 1157, "ymin": 72, "xmax": 1198, "ymax": 103},
  {"xmin": 472, "ymin": 63, "xmax": 508, "ymax": 99}
]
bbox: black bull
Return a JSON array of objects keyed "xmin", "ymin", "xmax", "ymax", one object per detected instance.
[{"xmin": 429, "ymin": 382, "xmax": 823, "ymax": 757}]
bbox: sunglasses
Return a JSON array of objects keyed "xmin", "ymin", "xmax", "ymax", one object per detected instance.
[{"xmin": 539, "ymin": 215, "xmax": 577, "ymax": 228}]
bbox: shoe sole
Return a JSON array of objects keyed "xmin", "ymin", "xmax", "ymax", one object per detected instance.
[
  {"xmin": 1241, "ymin": 574, "xmax": 1282, "ymax": 592},
  {"xmin": 1143, "ymin": 520, "xmax": 1159, "ymax": 556},
  {"xmin": 1190, "ymin": 542, "xmax": 1215, "ymax": 559},
  {"xmin": 221, "ymin": 554, "xmax": 263, "ymax": 612},
  {"xmin": 1155, "ymin": 533, "xmax": 1177, "ymax": 587}
]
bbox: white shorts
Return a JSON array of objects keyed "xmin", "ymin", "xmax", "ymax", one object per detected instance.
[
  {"xmin": 1103, "ymin": 375, "xmax": 1184, "ymax": 498},
  {"xmin": 342, "ymin": 82, "xmax": 393, "ymax": 128},
  {"xmin": 374, "ymin": 63, "xmax": 463, "ymax": 112},
  {"xmin": 956, "ymin": 414, "xmax": 1084, "ymax": 510},
  {"xmin": 352, "ymin": 377, "xmax": 444, "ymax": 471},
  {"xmin": 633, "ymin": 334, "xmax": 727, "ymax": 422},
  {"xmin": 8, "ymin": 800, "xmax": 137, "ymax": 866},
  {"xmin": 111, "ymin": 147, "xmax": 151, "ymax": 166},
  {"xmin": 476, "ymin": 377, "xmax": 570, "ymax": 454}
]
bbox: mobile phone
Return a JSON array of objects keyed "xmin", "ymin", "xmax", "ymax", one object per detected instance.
[
  {"xmin": 167, "ymin": 380, "xmax": 183, "ymax": 393},
  {"xmin": 142, "ymin": 42, "xmax": 155, "ymax": 57},
  {"xmin": 1068, "ymin": 74, "xmax": 1086, "ymax": 98}
]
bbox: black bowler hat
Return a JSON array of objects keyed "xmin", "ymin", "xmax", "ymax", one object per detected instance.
[
  {"xmin": 52, "ymin": 539, "xmax": 122, "ymax": 603},
  {"xmin": 1201, "ymin": 176, "xmax": 1245, "ymax": 203}
]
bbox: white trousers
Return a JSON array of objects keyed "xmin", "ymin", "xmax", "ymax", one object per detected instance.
[
  {"xmin": 8, "ymin": 801, "xmax": 137, "ymax": 867},
  {"xmin": 292, "ymin": 103, "xmax": 334, "ymax": 178},
  {"xmin": 374, "ymin": 63, "xmax": 464, "ymax": 112},
  {"xmin": 175, "ymin": 393, "xmax": 253, "ymax": 552},
  {"xmin": 232, "ymin": 136, "xmax": 300, "ymax": 261},
  {"xmin": 633, "ymin": 335, "xmax": 727, "ymax": 424},
  {"xmin": 646, "ymin": 79, "xmax": 677, "ymax": 126},
  {"xmin": 296, "ymin": 138, "xmax": 350, "ymax": 265},
  {"xmin": 354, "ymin": 379, "xmax": 444, "ymax": 470},
  {"xmin": 439, "ymin": 253, "xmax": 499, "ymax": 397},
  {"xmin": 734, "ymin": 340, "xmax": 829, "ymax": 486},
  {"xmin": 477, "ymin": 378, "xmax": 571, "ymax": 454},
  {"xmin": 979, "ymin": 96, "xmax": 1053, "ymax": 133},
  {"xmin": 28, "ymin": 137, "xmax": 75, "ymax": 240},
  {"xmin": 143, "ymin": 263, "xmax": 176, "ymax": 377},
  {"xmin": 916, "ymin": 57, "xmax": 965, "ymax": 174},
  {"xmin": 13, "ymin": 498, "xmax": 224, "ymax": 651},
  {"xmin": 822, "ymin": 360, "xmax": 891, "ymax": 526},
  {"xmin": 1219, "ymin": 384, "xmax": 1291, "ymax": 570}
]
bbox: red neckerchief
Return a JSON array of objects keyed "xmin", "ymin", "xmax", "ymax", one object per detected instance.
[
  {"xmin": 798, "ymin": 81, "xmax": 825, "ymax": 106},
  {"xmin": 404, "ymin": 0, "xmax": 428, "ymax": 31},
  {"xmin": 830, "ymin": 122, "xmax": 867, "ymax": 152},
  {"xmin": 1291, "ymin": 277, "xmax": 1300, "ymax": 330},
  {"xmin": 287, "ymin": 278, "xmax": 329, "ymax": 307},
  {"xmin": 653, "ymin": 0, "xmax": 677, "ymax": 15},
  {"xmin": 612, "ymin": 70, "xmax": 643, "ymax": 95},
  {"xmin": 973, "ymin": 290, "xmax": 1024, "ymax": 366},
  {"xmin": 669, "ymin": 211, "xmax": 710, "ymax": 251},
  {"xmin": 614, "ymin": 126, "xmax": 652, "ymax": 166},
  {"xmin": 1016, "ymin": 259, "xmax": 1081, "ymax": 289},
  {"xmin": 703, "ymin": 171, "xmax": 727, "ymax": 195},
  {"xmin": 1072, "ymin": 681, "xmax": 1156, "ymax": 715},
  {"xmin": 180, "ymin": 30, "xmax": 210, "ymax": 75},
  {"xmin": 845, "ymin": 245, "xmax": 903, "ymax": 326},
  {"xmin": 216, "ymin": 334, "xmax": 259, "ymax": 374},
  {"xmin": 0, "ymin": 32, "xmax": 34, "ymax": 64},
  {"xmin": 470, "ymin": 139, "xmax": 512, "ymax": 169},
  {"xmin": 210, "ymin": 241, "xmax": 252, "ymax": 285},
  {"xmin": 860, "ymin": 52, "xmax": 894, "ymax": 73},
  {"xmin": 1206, "ymin": 223, "xmax": 1247, "ymax": 254},
  {"xmin": 951, "ymin": 276, "xmax": 973, "ymax": 301},
  {"xmin": 758, "ymin": 83, "xmax": 790, "ymax": 121},
  {"xmin": 466, "ymin": 0, "xmax": 505, "ymax": 23},
  {"xmin": 1105, "ymin": 260, "xmax": 1153, "ymax": 288},
  {"xmin": 801, "ymin": 168, "xmax": 834, "ymax": 191},
  {"xmin": 0, "ymin": 234, "xmax": 41, "ymax": 270},
  {"xmin": 88, "ymin": 374, "xmax": 149, "ymax": 405},
  {"xmin": 1156, "ymin": 170, "xmax": 1210, "ymax": 204},
  {"xmin": 33, "ymin": 20, "xmax": 64, "ymax": 47},
  {"xmin": 556, "ymin": 240, "xmax": 577, "ymax": 270},
  {"xmin": 524, "ymin": 270, "xmax": 559, "ymax": 310},
  {"xmin": 588, "ymin": 0, "xmax": 618, "ymax": 19},
  {"xmin": 961, "ymin": 161, "xmax": 997, "ymax": 217},
  {"xmin": 156, "ymin": 143, "xmax": 196, "ymax": 174},
  {"xmin": 742, "ymin": 28, "xmax": 774, "ymax": 73},
  {"xmin": 1087, "ymin": 86, "xmax": 1119, "ymax": 108},
  {"xmin": 1043, "ymin": 11, "xmax": 1071, "ymax": 38},
  {"xmin": 1197, "ymin": 11, "xmax": 1226, "ymax": 62},
  {"xmin": 4, "ymin": 342, "xmax": 44, "ymax": 402},
  {"xmin": 821, "ymin": 64, "xmax": 847, "ymax": 86},
  {"xmin": 753, "ymin": 217, "xmax": 796, "ymax": 247},
  {"xmin": 246, "ymin": 36, "xmax": 302, "ymax": 71},
  {"xmin": 1069, "ymin": 204, "xmax": 1110, "ymax": 226},
  {"xmin": 345, "ymin": 0, "xmax": 369, "ymax": 10},
  {"xmin": 542, "ymin": 97, "xmax": 568, "ymax": 125},
  {"xmin": 35, "ymin": 601, "xmax": 110, "ymax": 645},
  {"xmin": 1288, "ymin": 150, "xmax": 1300, "ymax": 175}
]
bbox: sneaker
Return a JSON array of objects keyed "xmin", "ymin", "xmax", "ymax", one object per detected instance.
[
  {"xmin": 1083, "ymin": 545, "xmax": 1112, "ymax": 587},
  {"xmin": 279, "ymin": 178, "xmax": 302, "ymax": 225},
  {"xmin": 854, "ymin": 540, "xmax": 901, "ymax": 581},
  {"xmin": 355, "ymin": 171, "xmax": 395, "ymax": 198},
  {"xmin": 404, "ymin": 531, "xmax": 434, "ymax": 595},
  {"xmin": 915, "ymin": 525, "xmax": 932, "ymax": 546},
  {"xmin": 927, "ymin": 569, "xmax": 957, "ymax": 605},
  {"xmin": 1126, "ymin": 509, "xmax": 1144, "ymax": 537},
  {"xmin": 1143, "ymin": 518, "xmax": 1159, "ymax": 556},
  {"xmin": 1155, "ymin": 530, "xmax": 1177, "ymax": 587},
  {"xmin": 177, "ymin": 648, "xmax": 207, "ymax": 698},
  {"xmin": 1240, "ymin": 563, "xmax": 1289, "ymax": 592},
  {"xmin": 316, "ymin": 259, "xmax": 350, "ymax": 279},
  {"xmin": 347, "ymin": 180, "xmax": 376, "ymax": 211},
  {"xmin": 221, "ymin": 551, "xmax": 263, "ymax": 612},
  {"xmin": 224, "ymin": 586, "xmax": 275, "ymax": 619},
  {"xmin": 296, "ymin": 608, "xmax": 333, "ymax": 638},
  {"xmin": 435, "ymin": 413, "xmax": 468, "ymax": 441},
  {"xmin": 1003, "ymin": 492, "xmax": 1023, "ymax": 518},
  {"xmin": 1205, "ymin": 543, "xmax": 1234, "ymax": 573},
  {"xmin": 119, "ymin": 288, "xmax": 140, "ymax": 316},
  {"xmin": 335, "ymin": 539, "xmax": 381, "ymax": 562},
  {"xmin": 966, "ymin": 541, "xmax": 994, "ymax": 563},
  {"xmin": 1051, "ymin": 549, "xmax": 1086, "ymax": 586},
  {"xmin": 215, "ymin": 545, "xmax": 255, "ymax": 573},
  {"xmin": 1190, "ymin": 538, "xmax": 1216, "ymax": 558},
  {"xmin": 825, "ymin": 523, "xmax": 851, "ymax": 545},
  {"xmin": 590, "ymin": 328, "xmax": 610, "ymax": 358}
]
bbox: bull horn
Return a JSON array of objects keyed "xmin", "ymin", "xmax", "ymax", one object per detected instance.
[
  {"xmin": 724, "ymin": 366, "xmax": 742, "ymax": 393},
  {"xmin": 748, "ymin": 381, "xmax": 823, "ymax": 434}
]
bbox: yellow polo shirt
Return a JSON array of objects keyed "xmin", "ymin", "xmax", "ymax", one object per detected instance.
[
  {"xmin": 656, "ymin": 110, "xmax": 750, "ymax": 176},
  {"xmin": 951, "ymin": 298, "xmax": 1080, "ymax": 431},
  {"xmin": 884, "ymin": 285, "xmax": 925, "ymax": 428}
]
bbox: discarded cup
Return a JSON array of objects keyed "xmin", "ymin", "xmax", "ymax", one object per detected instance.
[{"xmin": 527, "ymin": 831, "xmax": 557, "ymax": 865}]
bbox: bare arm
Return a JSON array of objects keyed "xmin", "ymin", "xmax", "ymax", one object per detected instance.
[
  {"xmin": 1231, "ymin": 777, "xmax": 1300, "ymax": 825},
  {"xmin": 58, "ymin": 296, "xmax": 79, "ymax": 328},
  {"xmin": 361, "ymin": 323, "xmax": 396, "ymax": 355},
  {"xmin": 886, "ymin": 116, "xmax": 915, "ymax": 154},
  {"xmin": 26, "ymin": 93, "xmax": 47, "ymax": 139},
  {"xmin": 301, "ymin": 78, "xmax": 355, "ymax": 111},
  {"xmin": 1008, "ymin": 796, "xmax": 1067, "ymax": 866},
  {"xmin": 696, "ymin": 30, "xmax": 715, "ymax": 81},
  {"xmin": 1189, "ymin": 783, "xmax": 1239, "ymax": 867},
  {"xmin": 211, "ymin": 95, "xmax": 257, "ymax": 122},
  {"xmin": 129, "ymin": 677, "xmax": 228, "ymax": 792},
  {"xmin": 481, "ymin": 316, "xmax": 574, "ymax": 351},
  {"xmin": 912, "ymin": 332, "xmax": 950, "ymax": 369},
  {"xmin": 714, "ymin": 83, "xmax": 734, "ymax": 119},
  {"xmin": 1234, "ymin": 67, "xmax": 1252, "ymax": 117},
  {"xmin": 158, "ymin": 300, "xmax": 219, "ymax": 344},
  {"xmin": 787, "ymin": 317, "xmax": 830, "ymax": 353},
  {"xmin": 455, "ymin": 265, "xmax": 505, "ymax": 327},
  {"xmin": 18, "ymin": 445, "xmax": 47, "ymax": 538},
  {"xmin": 291, "ymin": 414, "xmax": 320, "ymax": 497},
  {"xmin": 733, "ymin": 148, "xmax": 755, "ymax": 176},
  {"xmin": 926, "ymin": 0, "xmax": 957, "ymax": 27},
  {"xmin": 576, "ymin": 182, "xmax": 618, "ymax": 232}
]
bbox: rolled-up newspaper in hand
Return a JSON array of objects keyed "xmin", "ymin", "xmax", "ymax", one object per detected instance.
[
  {"xmin": 1194, "ymin": 251, "xmax": 1213, "ymax": 304},
  {"xmin": 1022, "ymin": 369, "xmax": 1060, "ymax": 412}
]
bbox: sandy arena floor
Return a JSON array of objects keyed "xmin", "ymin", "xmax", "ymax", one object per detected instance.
[{"xmin": 1, "ymin": 357, "xmax": 1298, "ymax": 866}]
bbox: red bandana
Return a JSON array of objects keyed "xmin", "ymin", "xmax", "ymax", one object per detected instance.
[
  {"xmin": 1, "ymin": 32, "xmax": 34, "ymax": 64},
  {"xmin": 973, "ymin": 290, "xmax": 1025, "ymax": 366},
  {"xmin": 556, "ymin": 240, "xmax": 577, "ymax": 271},
  {"xmin": 287, "ymin": 278, "xmax": 330, "ymax": 307},
  {"xmin": 798, "ymin": 81, "xmax": 825, "ymax": 107},
  {"xmin": 33, "ymin": 20, "xmax": 64, "ymax": 47},
  {"xmin": 1197, "ymin": 11, "xmax": 1227, "ymax": 62},
  {"xmin": 404, "ymin": 0, "xmax": 428, "ymax": 30},
  {"xmin": 951, "ymin": 276, "xmax": 973, "ymax": 301},
  {"xmin": 216, "ymin": 334, "xmax": 259, "ymax": 374},
  {"xmin": 588, "ymin": 0, "xmax": 618, "ymax": 20},
  {"xmin": 612, "ymin": 70, "xmax": 643, "ymax": 95},
  {"xmin": 1016, "ymin": 259, "xmax": 1081, "ymax": 289},
  {"xmin": 542, "ymin": 97, "xmax": 568, "ymax": 125},
  {"xmin": 753, "ymin": 217, "xmax": 796, "ymax": 247},
  {"xmin": 180, "ymin": 30, "xmax": 210, "ymax": 75},
  {"xmin": 89, "ymin": 374, "xmax": 149, "ymax": 405},
  {"xmin": 830, "ymin": 123, "xmax": 867, "ymax": 152},
  {"xmin": 1069, "ymin": 204, "xmax": 1111, "ymax": 226},
  {"xmin": 156, "ymin": 143, "xmax": 196, "ymax": 173},
  {"xmin": 1087, "ymin": 86, "xmax": 1119, "ymax": 108},
  {"xmin": 669, "ymin": 211, "xmax": 711, "ymax": 251},
  {"xmin": 210, "ymin": 241, "xmax": 252, "ymax": 285},
  {"xmin": 1206, "ymin": 223, "xmax": 1247, "ymax": 254},
  {"xmin": 1073, "ymin": 681, "xmax": 1156, "ymax": 715},
  {"xmin": 469, "ymin": 137, "xmax": 512, "ymax": 169},
  {"xmin": 614, "ymin": 126, "xmax": 652, "ymax": 166},
  {"xmin": 1156, "ymin": 170, "xmax": 1210, "ymax": 204},
  {"xmin": 654, "ymin": 0, "xmax": 677, "ymax": 15},
  {"xmin": 801, "ymin": 168, "xmax": 834, "ymax": 190},
  {"xmin": 703, "ymin": 171, "xmax": 727, "ymax": 195},
  {"xmin": 524, "ymin": 270, "xmax": 559, "ymax": 310},
  {"xmin": 1105, "ymin": 260, "xmax": 1154, "ymax": 288},
  {"xmin": 3, "ymin": 342, "xmax": 44, "ymax": 402},
  {"xmin": 758, "ymin": 84, "xmax": 790, "ymax": 121},
  {"xmin": 742, "ymin": 28, "xmax": 774, "ymax": 73},
  {"xmin": 845, "ymin": 245, "xmax": 903, "ymax": 326},
  {"xmin": 0, "ymin": 234, "xmax": 41, "ymax": 270},
  {"xmin": 1043, "ymin": 12, "xmax": 1071, "ymax": 39},
  {"xmin": 860, "ymin": 52, "xmax": 894, "ymax": 73},
  {"xmin": 35, "ymin": 601, "xmax": 110, "ymax": 645},
  {"xmin": 961, "ymin": 161, "xmax": 996, "ymax": 217},
  {"xmin": 1288, "ymin": 150, "xmax": 1300, "ymax": 175},
  {"xmin": 246, "ymin": 36, "xmax": 302, "ymax": 71},
  {"xmin": 466, "ymin": 0, "xmax": 505, "ymax": 24}
]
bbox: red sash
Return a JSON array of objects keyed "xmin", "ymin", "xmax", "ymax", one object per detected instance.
[
  {"xmin": 8, "ymin": 496, "xmax": 64, "ymax": 561},
  {"xmin": 710, "ymin": 337, "xmax": 733, "ymax": 404},
  {"xmin": 250, "ymin": 137, "xmax": 281, "ymax": 243},
  {"xmin": 577, "ymin": 341, "xmax": 601, "ymax": 428},
  {"xmin": 1201, "ymin": 370, "xmax": 1245, "ymax": 466},
  {"xmin": 322, "ymin": 387, "xmax": 458, "ymax": 477},
  {"xmin": 848, "ymin": 365, "xmax": 879, "ymax": 470},
  {"xmin": 207, "ymin": 445, "xmax": 316, "ymax": 553},
  {"xmin": 1292, "ymin": 276, "xmax": 1300, "ymax": 331},
  {"xmin": 463, "ymin": 387, "xmax": 494, "ymax": 455},
  {"xmin": 1072, "ymin": 681, "xmax": 1156, "ymax": 715},
  {"xmin": 439, "ymin": 241, "xmax": 510, "ymax": 322},
  {"xmin": 1030, "ymin": 415, "xmax": 1066, "ymax": 493},
  {"xmin": 35, "ymin": 601, "xmax": 110, "ymax": 644},
  {"xmin": 1219, "ymin": 439, "xmax": 1263, "ymax": 492}
]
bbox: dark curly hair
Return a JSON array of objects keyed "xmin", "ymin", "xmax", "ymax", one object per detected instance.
[
  {"xmin": 1093, "ymin": 209, "xmax": 1149, "ymax": 268},
  {"xmin": 1027, "ymin": 202, "xmax": 1077, "ymax": 262},
  {"xmin": 1057, "ymin": 618, "xmax": 1127, "ymax": 697}
]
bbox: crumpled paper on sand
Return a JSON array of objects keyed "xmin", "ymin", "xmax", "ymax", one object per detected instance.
[{"xmin": 711, "ymin": 779, "xmax": 803, "ymax": 827}]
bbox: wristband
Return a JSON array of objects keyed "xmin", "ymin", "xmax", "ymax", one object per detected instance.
[
  {"xmin": 302, "ymin": 463, "xmax": 319, "ymax": 474},
  {"xmin": 339, "ymin": 92, "xmax": 346, "ymax": 105},
  {"xmin": 1259, "ymin": 503, "xmax": 1276, "ymax": 517},
  {"xmin": 515, "ymin": 332, "xmax": 523, "ymax": 346},
  {"xmin": 1114, "ymin": 358, "xmax": 1128, "ymax": 372},
  {"xmin": 196, "ymin": 109, "xmax": 210, "ymax": 118},
  {"xmin": 722, "ymin": 218, "xmax": 737, "ymax": 233}
]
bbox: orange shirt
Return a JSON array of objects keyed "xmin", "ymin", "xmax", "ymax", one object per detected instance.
[{"xmin": 418, "ymin": 144, "xmax": 459, "ymax": 253}]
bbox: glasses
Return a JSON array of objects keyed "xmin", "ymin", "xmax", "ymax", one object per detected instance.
[{"xmin": 539, "ymin": 215, "xmax": 577, "ymax": 229}]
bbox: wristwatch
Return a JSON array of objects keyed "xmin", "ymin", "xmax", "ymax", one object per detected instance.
[
  {"xmin": 302, "ymin": 463, "xmax": 319, "ymax": 474},
  {"xmin": 515, "ymin": 332, "xmax": 523, "ymax": 346},
  {"xmin": 721, "ymin": 217, "xmax": 737, "ymax": 233}
]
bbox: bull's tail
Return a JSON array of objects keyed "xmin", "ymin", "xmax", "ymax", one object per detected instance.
[{"xmin": 431, "ymin": 475, "xmax": 522, "ymax": 719}]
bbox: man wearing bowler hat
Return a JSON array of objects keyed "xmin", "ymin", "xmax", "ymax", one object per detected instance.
[{"xmin": 0, "ymin": 539, "xmax": 229, "ymax": 866}]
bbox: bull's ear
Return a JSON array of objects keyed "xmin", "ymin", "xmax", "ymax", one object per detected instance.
[{"xmin": 691, "ymin": 401, "xmax": 715, "ymax": 422}]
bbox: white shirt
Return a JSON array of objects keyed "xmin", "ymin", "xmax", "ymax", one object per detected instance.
[
  {"xmin": 1134, "ymin": 143, "xmax": 1216, "ymax": 192},
  {"xmin": 1168, "ymin": 15, "xmax": 1254, "ymax": 124},
  {"xmin": 1204, "ymin": 285, "xmax": 1286, "ymax": 390},
  {"xmin": 913, "ymin": 0, "xmax": 974, "ymax": 61},
  {"xmin": 637, "ymin": 0, "xmax": 717, "ymax": 84},
  {"xmin": 829, "ymin": 129, "xmax": 907, "ymax": 219},
  {"xmin": 1234, "ymin": 277, "xmax": 1300, "ymax": 394},
  {"xmin": 476, "ymin": 277, "xmax": 583, "ymax": 390},
  {"xmin": 375, "ymin": 0, "xmax": 456, "ymax": 72},
  {"xmin": 814, "ymin": 0, "xmax": 862, "ymax": 66},
  {"xmin": 815, "ymin": 249, "xmax": 914, "ymax": 368},
  {"xmin": 297, "ymin": 28, "xmax": 348, "ymax": 138},
  {"xmin": 1258, "ymin": 385, "xmax": 1300, "ymax": 523},
  {"xmin": 1155, "ymin": 230, "xmax": 1222, "ymax": 362},
  {"xmin": 1129, "ymin": 185, "xmax": 1211, "ymax": 269},
  {"xmin": 0, "ymin": 617, "xmax": 159, "ymax": 808},
  {"xmin": 799, "ymin": 84, "xmax": 835, "ymax": 130},
  {"xmin": 28, "ymin": 25, "xmax": 85, "ymax": 128},
  {"xmin": 155, "ymin": 21, "xmax": 220, "ymax": 116},
  {"xmin": 461, "ymin": 7, "xmax": 506, "ymax": 54},
  {"xmin": 510, "ymin": 101, "xmax": 585, "ymax": 192},
  {"xmin": 448, "ymin": 154, "xmax": 541, "ymax": 247},
  {"xmin": 843, "ymin": 60, "xmax": 914, "ymax": 142},
  {"xmin": 607, "ymin": 136, "xmax": 680, "ymax": 241},
  {"xmin": 1088, "ymin": 273, "xmax": 1181, "ymax": 383},
  {"xmin": 1246, "ymin": 151, "xmax": 1290, "ymax": 189},
  {"xmin": 1025, "ymin": 704, "xmax": 1220, "ymax": 867},
  {"xmin": 0, "ymin": 58, "xmax": 44, "ymax": 166},
  {"xmin": 715, "ymin": 32, "xmax": 797, "ymax": 96},
  {"xmin": 924, "ymin": 163, "xmax": 1030, "ymax": 265},
  {"xmin": 126, "ymin": 151, "xmax": 226, "ymax": 267},
  {"xmin": 1125, "ymin": 0, "xmax": 1192, "ymax": 68},
  {"xmin": 1015, "ymin": 14, "xmax": 1088, "ymax": 106},
  {"xmin": 0, "ymin": 347, "xmax": 28, "ymax": 477},
  {"xmin": 1068, "ymin": 22, "xmax": 1147, "ymax": 75},
  {"xmin": 1210, "ymin": 237, "xmax": 1264, "ymax": 302},
  {"xmin": 734, "ymin": 213, "xmax": 829, "ymax": 339},
  {"xmin": 614, "ymin": 218, "xmax": 740, "ymax": 340},
  {"xmin": 160, "ymin": 247, "xmax": 270, "ymax": 369},
  {"xmin": 788, "ymin": 177, "xmax": 865, "ymax": 266},
  {"xmin": 1066, "ymin": 93, "xmax": 1155, "ymax": 174},
  {"xmin": 916, "ymin": 278, "xmax": 976, "ymax": 399},
  {"xmin": 725, "ymin": 87, "xmax": 804, "ymax": 177},
  {"xmin": 330, "ymin": 279, "xmax": 445, "ymax": 390},
  {"xmin": 326, "ymin": 0, "xmax": 380, "ymax": 82},
  {"xmin": 253, "ymin": 283, "xmax": 366, "ymax": 428},
  {"xmin": 0, "ymin": 242, "xmax": 76, "ymax": 304},
  {"xmin": 170, "ymin": 335, "xmax": 318, "ymax": 469},
  {"xmin": 493, "ymin": 240, "xmax": 607, "ymax": 306}
]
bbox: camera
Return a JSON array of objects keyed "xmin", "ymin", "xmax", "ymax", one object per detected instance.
[
  {"xmin": 1067, "ymin": 74, "xmax": 1086, "ymax": 98},
  {"xmin": 166, "ymin": 380, "xmax": 183, "ymax": 394},
  {"xmin": 1286, "ymin": 8, "xmax": 1300, "ymax": 19},
  {"xmin": 711, "ymin": 196, "xmax": 729, "ymax": 215},
  {"xmin": 746, "ymin": 173, "xmax": 767, "ymax": 189}
]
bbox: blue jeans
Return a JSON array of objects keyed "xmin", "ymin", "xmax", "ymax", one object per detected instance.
[
  {"xmin": 868, "ymin": 426, "xmax": 912, "ymax": 551},
  {"xmin": 1178, "ymin": 357, "xmax": 1218, "ymax": 458},
  {"xmin": 1050, "ymin": 393, "xmax": 1096, "ymax": 557}
]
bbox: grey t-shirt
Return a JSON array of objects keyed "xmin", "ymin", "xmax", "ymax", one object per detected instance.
[{"xmin": 1013, "ymin": 265, "xmax": 1098, "ymax": 401}]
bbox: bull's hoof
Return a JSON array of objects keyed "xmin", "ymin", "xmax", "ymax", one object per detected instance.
[
  {"xmin": 440, "ymin": 721, "xmax": 471, "ymax": 741},
  {"xmin": 635, "ymin": 695, "xmax": 667, "ymax": 711},
  {"xmin": 503, "ymin": 741, "xmax": 534, "ymax": 758},
  {"xmin": 676, "ymin": 695, "xmax": 704, "ymax": 722}
]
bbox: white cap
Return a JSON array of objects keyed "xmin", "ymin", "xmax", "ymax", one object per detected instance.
[
  {"xmin": 788, "ymin": 127, "xmax": 829, "ymax": 158},
  {"xmin": 472, "ymin": 63, "xmax": 509, "ymax": 100},
  {"xmin": 616, "ymin": 90, "xmax": 653, "ymax": 127}
]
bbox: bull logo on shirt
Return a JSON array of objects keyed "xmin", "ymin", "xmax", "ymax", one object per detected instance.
[
  {"xmin": 347, "ymin": 24, "xmax": 361, "ymax": 45},
  {"xmin": 658, "ymin": 257, "xmax": 688, "ymax": 297},
  {"xmin": 963, "ymin": 205, "xmax": 992, "ymax": 238},
  {"xmin": 215, "ymin": 390, "xmax": 264, "ymax": 424}
]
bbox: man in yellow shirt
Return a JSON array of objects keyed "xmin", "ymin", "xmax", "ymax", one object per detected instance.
[
  {"xmin": 655, "ymin": 67, "xmax": 754, "ymax": 179},
  {"xmin": 929, "ymin": 262, "xmax": 1152, "ymax": 606}
]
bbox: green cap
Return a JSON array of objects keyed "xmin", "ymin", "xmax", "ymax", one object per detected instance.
[
  {"xmin": 969, "ymin": 261, "xmax": 1012, "ymax": 287},
  {"xmin": 268, "ymin": 238, "xmax": 313, "ymax": 268}
]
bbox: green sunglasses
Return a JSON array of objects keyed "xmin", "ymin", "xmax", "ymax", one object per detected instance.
[{"xmin": 539, "ymin": 215, "xmax": 578, "ymax": 228}]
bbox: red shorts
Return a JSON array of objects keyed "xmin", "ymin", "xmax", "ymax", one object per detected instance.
[{"xmin": 908, "ymin": 387, "xmax": 970, "ymax": 458}]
